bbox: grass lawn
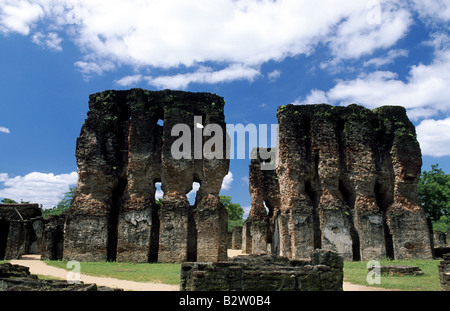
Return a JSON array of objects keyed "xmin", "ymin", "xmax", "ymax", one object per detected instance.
[
  {"xmin": 44, "ymin": 260, "xmax": 181, "ymax": 285},
  {"xmin": 344, "ymin": 259, "xmax": 442, "ymax": 291}
]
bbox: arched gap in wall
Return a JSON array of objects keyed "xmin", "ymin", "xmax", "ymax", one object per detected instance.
[
  {"xmin": 187, "ymin": 180, "xmax": 200, "ymax": 262},
  {"xmin": 263, "ymin": 201, "xmax": 273, "ymax": 245},
  {"xmin": 149, "ymin": 179, "xmax": 162, "ymax": 262}
]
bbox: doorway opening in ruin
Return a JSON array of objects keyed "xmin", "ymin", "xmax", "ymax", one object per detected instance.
[
  {"xmin": 148, "ymin": 180, "xmax": 163, "ymax": 263},
  {"xmin": 263, "ymin": 201, "xmax": 274, "ymax": 245},
  {"xmin": 107, "ymin": 177, "xmax": 127, "ymax": 261},
  {"xmin": 155, "ymin": 181, "xmax": 163, "ymax": 204},
  {"xmin": 338, "ymin": 179, "xmax": 361, "ymax": 261},
  {"xmin": 0, "ymin": 219, "xmax": 9, "ymax": 260},
  {"xmin": 374, "ymin": 181, "xmax": 395, "ymax": 260},
  {"xmin": 187, "ymin": 180, "xmax": 200, "ymax": 262}
]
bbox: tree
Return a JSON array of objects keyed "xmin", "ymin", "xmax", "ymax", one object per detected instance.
[
  {"xmin": 42, "ymin": 187, "xmax": 75, "ymax": 218},
  {"xmin": 220, "ymin": 195, "xmax": 244, "ymax": 232},
  {"xmin": 418, "ymin": 164, "xmax": 450, "ymax": 231},
  {"xmin": 1, "ymin": 198, "xmax": 18, "ymax": 204}
]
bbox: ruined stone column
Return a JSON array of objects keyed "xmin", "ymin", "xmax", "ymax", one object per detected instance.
[
  {"xmin": 116, "ymin": 90, "xmax": 163, "ymax": 263},
  {"xmin": 301, "ymin": 110, "xmax": 353, "ymax": 261},
  {"xmin": 340, "ymin": 106, "xmax": 386, "ymax": 261},
  {"xmin": 276, "ymin": 108, "xmax": 316, "ymax": 259},
  {"xmin": 245, "ymin": 147, "xmax": 280, "ymax": 255},
  {"xmin": 231, "ymin": 226, "xmax": 243, "ymax": 250},
  {"xmin": 376, "ymin": 106, "xmax": 433, "ymax": 260},
  {"xmin": 64, "ymin": 91, "xmax": 131, "ymax": 261}
]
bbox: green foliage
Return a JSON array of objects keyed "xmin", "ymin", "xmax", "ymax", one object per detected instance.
[
  {"xmin": 433, "ymin": 215, "xmax": 450, "ymax": 232},
  {"xmin": 1, "ymin": 198, "xmax": 18, "ymax": 204},
  {"xmin": 42, "ymin": 187, "xmax": 75, "ymax": 218},
  {"xmin": 220, "ymin": 195, "xmax": 244, "ymax": 232},
  {"xmin": 418, "ymin": 164, "xmax": 450, "ymax": 222}
]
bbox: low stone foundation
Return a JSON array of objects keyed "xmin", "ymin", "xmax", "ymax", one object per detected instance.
[
  {"xmin": 438, "ymin": 253, "xmax": 450, "ymax": 291},
  {"xmin": 0, "ymin": 263, "xmax": 121, "ymax": 291},
  {"xmin": 369, "ymin": 265, "xmax": 424, "ymax": 276},
  {"xmin": 180, "ymin": 249, "xmax": 343, "ymax": 291}
]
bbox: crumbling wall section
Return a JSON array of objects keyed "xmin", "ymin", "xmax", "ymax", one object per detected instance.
[
  {"xmin": 275, "ymin": 104, "xmax": 432, "ymax": 261},
  {"xmin": 244, "ymin": 147, "xmax": 280, "ymax": 255},
  {"xmin": 0, "ymin": 204, "xmax": 42, "ymax": 260},
  {"xmin": 65, "ymin": 89, "xmax": 229, "ymax": 263}
]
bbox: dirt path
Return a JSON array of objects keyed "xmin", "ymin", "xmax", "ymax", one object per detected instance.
[
  {"xmin": 9, "ymin": 252, "xmax": 393, "ymax": 291},
  {"xmin": 9, "ymin": 255, "xmax": 179, "ymax": 291}
]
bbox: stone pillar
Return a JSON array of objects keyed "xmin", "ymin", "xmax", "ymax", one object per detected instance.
[
  {"xmin": 242, "ymin": 220, "xmax": 252, "ymax": 254},
  {"xmin": 158, "ymin": 194, "xmax": 190, "ymax": 263},
  {"xmin": 231, "ymin": 226, "xmax": 243, "ymax": 250},
  {"xmin": 116, "ymin": 207, "xmax": 157, "ymax": 262},
  {"xmin": 377, "ymin": 106, "xmax": 433, "ymax": 260},
  {"xmin": 40, "ymin": 215, "xmax": 65, "ymax": 261},
  {"xmin": 4, "ymin": 220, "xmax": 29, "ymax": 260},
  {"xmin": 340, "ymin": 106, "xmax": 387, "ymax": 261},
  {"xmin": 195, "ymin": 195, "xmax": 228, "ymax": 262}
]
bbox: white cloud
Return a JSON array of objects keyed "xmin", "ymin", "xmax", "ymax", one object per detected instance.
[
  {"xmin": 74, "ymin": 60, "xmax": 115, "ymax": 80},
  {"xmin": 295, "ymin": 34, "xmax": 450, "ymax": 121},
  {"xmin": 412, "ymin": 0, "xmax": 450, "ymax": 23},
  {"xmin": 416, "ymin": 118, "xmax": 450, "ymax": 157},
  {"xmin": 242, "ymin": 205, "xmax": 251, "ymax": 219},
  {"xmin": 267, "ymin": 70, "xmax": 281, "ymax": 82},
  {"xmin": 146, "ymin": 64, "xmax": 261, "ymax": 90},
  {"xmin": 0, "ymin": 0, "xmax": 43, "ymax": 35},
  {"xmin": 221, "ymin": 171, "xmax": 233, "ymax": 191},
  {"xmin": 0, "ymin": 126, "xmax": 10, "ymax": 134},
  {"xmin": 0, "ymin": 171, "xmax": 78, "ymax": 209},
  {"xmin": 0, "ymin": 0, "xmax": 416, "ymax": 83},
  {"xmin": 294, "ymin": 89, "xmax": 329, "ymax": 105},
  {"xmin": 363, "ymin": 49, "xmax": 409, "ymax": 67},
  {"xmin": 115, "ymin": 74, "xmax": 143, "ymax": 87},
  {"xmin": 32, "ymin": 31, "xmax": 62, "ymax": 51},
  {"xmin": 327, "ymin": 2, "xmax": 412, "ymax": 61}
]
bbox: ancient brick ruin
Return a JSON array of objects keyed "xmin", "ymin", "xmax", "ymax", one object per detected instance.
[
  {"xmin": 245, "ymin": 104, "xmax": 433, "ymax": 261},
  {"xmin": 0, "ymin": 204, "xmax": 42, "ymax": 260},
  {"xmin": 64, "ymin": 89, "xmax": 229, "ymax": 263},
  {"xmin": 1, "ymin": 90, "xmax": 436, "ymax": 268}
]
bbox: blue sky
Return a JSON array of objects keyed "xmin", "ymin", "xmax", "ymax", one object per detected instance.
[{"xmin": 1, "ymin": 1, "xmax": 450, "ymax": 217}]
